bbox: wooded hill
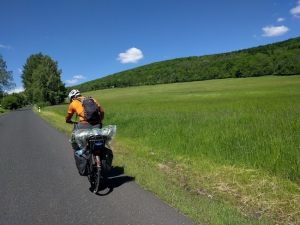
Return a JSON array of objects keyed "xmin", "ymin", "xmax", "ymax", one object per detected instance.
[{"xmin": 68, "ymin": 36, "xmax": 300, "ymax": 93}]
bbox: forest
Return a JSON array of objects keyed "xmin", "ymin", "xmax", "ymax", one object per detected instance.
[{"xmin": 67, "ymin": 36, "xmax": 300, "ymax": 93}]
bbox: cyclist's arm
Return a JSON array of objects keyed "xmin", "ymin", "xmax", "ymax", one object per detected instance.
[{"xmin": 65, "ymin": 104, "xmax": 75, "ymax": 123}]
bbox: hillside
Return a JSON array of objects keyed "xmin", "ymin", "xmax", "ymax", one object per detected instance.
[{"xmin": 67, "ymin": 36, "xmax": 300, "ymax": 92}]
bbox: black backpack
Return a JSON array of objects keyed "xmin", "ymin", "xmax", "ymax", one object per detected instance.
[{"xmin": 78, "ymin": 96, "xmax": 101, "ymax": 122}]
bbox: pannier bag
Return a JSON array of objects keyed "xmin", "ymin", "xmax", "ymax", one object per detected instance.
[
  {"xmin": 74, "ymin": 151, "xmax": 93, "ymax": 176},
  {"xmin": 101, "ymin": 147, "xmax": 114, "ymax": 172},
  {"xmin": 70, "ymin": 125, "xmax": 117, "ymax": 175}
]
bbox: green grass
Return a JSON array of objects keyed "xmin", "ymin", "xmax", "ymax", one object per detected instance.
[
  {"xmin": 0, "ymin": 106, "xmax": 10, "ymax": 114},
  {"xmin": 34, "ymin": 75, "xmax": 300, "ymax": 225}
]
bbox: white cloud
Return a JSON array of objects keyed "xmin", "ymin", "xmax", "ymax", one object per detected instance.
[
  {"xmin": 18, "ymin": 68, "xmax": 23, "ymax": 74},
  {"xmin": 66, "ymin": 79, "xmax": 78, "ymax": 84},
  {"xmin": 117, "ymin": 47, "xmax": 144, "ymax": 63},
  {"xmin": 290, "ymin": 0, "xmax": 300, "ymax": 18},
  {"xmin": 277, "ymin": 17, "xmax": 285, "ymax": 22},
  {"xmin": 253, "ymin": 34, "xmax": 261, "ymax": 40},
  {"xmin": 7, "ymin": 87, "xmax": 24, "ymax": 94},
  {"xmin": 0, "ymin": 44, "xmax": 12, "ymax": 49},
  {"xmin": 66, "ymin": 74, "xmax": 86, "ymax": 84},
  {"xmin": 261, "ymin": 25, "xmax": 289, "ymax": 37},
  {"xmin": 73, "ymin": 75, "xmax": 86, "ymax": 79}
]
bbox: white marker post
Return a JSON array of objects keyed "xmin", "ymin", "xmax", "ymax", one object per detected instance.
[{"xmin": 39, "ymin": 107, "xmax": 40, "ymax": 113}]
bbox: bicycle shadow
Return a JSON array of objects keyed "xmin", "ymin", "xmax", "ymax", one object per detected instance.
[{"xmin": 90, "ymin": 166, "xmax": 135, "ymax": 196}]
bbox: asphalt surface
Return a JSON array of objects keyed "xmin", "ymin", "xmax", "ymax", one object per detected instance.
[{"xmin": 0, "ymin": 106, "xmax": 196, "ymax": 225}]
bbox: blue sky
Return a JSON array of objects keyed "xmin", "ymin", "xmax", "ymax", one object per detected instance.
[{"xmin": 1, "ymin": 0, "xmax": 300, "ymax": 93}]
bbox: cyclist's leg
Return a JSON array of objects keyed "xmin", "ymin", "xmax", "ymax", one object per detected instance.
[{"xmin": 91, "ymin": 123, "xmax": 102, "ymax": 129}]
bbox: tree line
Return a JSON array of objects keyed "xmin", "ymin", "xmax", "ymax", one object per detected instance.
[
  {"xmin": 0, "ymin": 53, "xmax": 66, "ymax": 110},
  {"xmin": 68, "ymin": 36, "xmax": 300, "ymax": 93}
]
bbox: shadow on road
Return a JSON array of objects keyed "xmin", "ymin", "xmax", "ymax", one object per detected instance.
[{"xmin": 90, "ymin": 166, "xmax": 135, "ymax": 196}]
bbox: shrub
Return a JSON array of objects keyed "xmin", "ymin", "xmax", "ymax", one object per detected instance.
[
  {"xmin": 1, "ymin": 95, "xmax": 18, "ymax": 110},
  {"xmin": 36, "ymin": 101, "xmax": 51, "ymax": 108}
]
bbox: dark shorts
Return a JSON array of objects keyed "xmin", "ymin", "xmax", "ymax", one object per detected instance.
[{"xmin": 73, "ymin": 122, "xmax": 102, "ymax": 131}]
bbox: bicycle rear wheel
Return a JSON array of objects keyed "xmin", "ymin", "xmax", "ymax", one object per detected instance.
[{"xmin": 93, "ymin": 166, "xmax": 101, "ymax": 193}]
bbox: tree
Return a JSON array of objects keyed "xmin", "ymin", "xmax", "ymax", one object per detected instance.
[
  {"xmin": 21, "ymin": 53, "xmax": 43, "ymax": 102},
  {"xmin": 21, "ymin": 53, "xmax": 66, "ymax": 104},
  {"xmin": 0, "ymin": 54, "xmax": 15, "ymax": 93}
]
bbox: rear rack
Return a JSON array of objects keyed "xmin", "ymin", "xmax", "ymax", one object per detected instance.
[{"xmin": 88, "ymin": 135, "xmax": 106, "ymax": 150}]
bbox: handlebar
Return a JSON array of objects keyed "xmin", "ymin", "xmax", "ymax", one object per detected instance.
[{"xmin": 66, "ymin": 121, "xmax": 78, "ymax": 124}]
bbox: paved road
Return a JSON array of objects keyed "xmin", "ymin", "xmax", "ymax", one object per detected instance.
[{"xmin": 0, "ymin": 106, "xmax": 196, "ymax": 225}]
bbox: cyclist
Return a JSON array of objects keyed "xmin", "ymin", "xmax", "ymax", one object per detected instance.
[{"xmin": 65, "ymin": 89, "xmax": 104, "ymax": 130}]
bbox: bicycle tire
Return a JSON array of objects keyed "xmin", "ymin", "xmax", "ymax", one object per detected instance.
[{"xmin": 93, "ymin": 166, "xmax": 101, "ymax": 194}]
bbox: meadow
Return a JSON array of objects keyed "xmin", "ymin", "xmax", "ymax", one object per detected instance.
[{"xmin": 36, "ymin": 75, "xmax": 300, "ymax": 225}]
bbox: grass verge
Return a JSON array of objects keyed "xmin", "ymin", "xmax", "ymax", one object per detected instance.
[{"xmin": 0, "ymin": 106, "xmax": 10, "ymax": 114}]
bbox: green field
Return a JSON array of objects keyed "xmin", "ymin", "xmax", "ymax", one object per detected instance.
[{"xmin": 36, "ymin": 75, "xmax": 300, "ymax": 225}]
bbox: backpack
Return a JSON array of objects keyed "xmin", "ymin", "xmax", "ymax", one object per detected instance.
[{"xmin": 78, "ymin": 96, "xmax": 101, "ymax": 122}]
